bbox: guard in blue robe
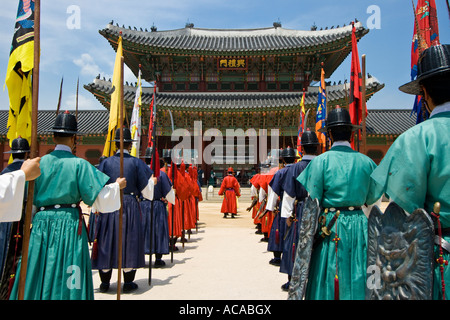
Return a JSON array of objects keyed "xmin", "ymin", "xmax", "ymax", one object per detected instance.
[
  {"xmin": 279, "ymin": 131, "xmax": 321, "ymax": 291},
  {"xmin": 88, "ymin": 155, "xmax": 108, "ymax": 242},
  {"xmin": 0, "ymin": 137, "xmax": 29, "ymax": 299},
  {"xmin": 266, "ymin": 148, "xmax": 298, "ymax": 266},
  {"xmin": 140, "ymin": 147, "xmax": 175, "ymax": 267},
  {"xmin": 92, "ymin": 128, "xmax": 154, "ymax": 293}
]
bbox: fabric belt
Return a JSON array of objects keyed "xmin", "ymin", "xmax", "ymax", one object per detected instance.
[
  {"xmin": 38, "ymin": 203, "xmax": 85, "ymax": 237},
  {"xmin": 38, "ymin": 203, "xmax": 79, "ymax": 211},
  {"xmin": 325, "ymin": 206, "xmax": 362, "ymax": 212},
  {"xmin": 141, "ymin": 198, "xmax": 164, "ymax": 202},
  {"xmin": 226, "ymin": 188, "xmax": 235, "ymax": 191}
]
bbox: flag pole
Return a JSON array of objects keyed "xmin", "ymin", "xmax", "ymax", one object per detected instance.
[
  {"xmin": 361, "ymin": 54, "xmax": 367, "ymax": 155},
  {"xmin": 74, "ymin": 77, "xmax": 79, "ymax": 156},
  {"xmin": 117, "ymin": 55, "xmax": 125, "ymax": 300},
  {"xmin": 18, "ymin": 0, "xmax": 40, "ymax": 300}
]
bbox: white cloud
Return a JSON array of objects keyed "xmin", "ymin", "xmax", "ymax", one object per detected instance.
[
  {"xmin": 73, "ymin": 53, "xmax": 102, "ymax": 77},
  {"xmin": 64, "ymin": 92, "xmax": 103, "ymax": 111}
]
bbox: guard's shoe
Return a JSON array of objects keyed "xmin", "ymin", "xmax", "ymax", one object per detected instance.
[
  {"xmin": 281, "ymin": 282, "xmax": 290, "ymax": 291},
  {"xmin": 99, "ymin": 282, "xmax": 110, "ymax": 293},
  {"xmin": 123, "ymin": 282, "xmax": 138, "ymax": 293},
  {"xmin": 154, "ymin": 259, "xmax": 166, "ymax": 268},
  {"xmin": 269, "ymin": 258, "xmax": 281, "ymax": 266}
]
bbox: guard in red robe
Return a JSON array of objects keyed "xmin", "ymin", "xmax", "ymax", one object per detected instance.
[{"xmin": 218, "ymin": 167, "xmax": 241, "ymax": 218}]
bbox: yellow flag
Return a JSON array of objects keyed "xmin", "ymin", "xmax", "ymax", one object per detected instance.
[
  {"xmin": 103, "ymin": 35, "xmax": 124, "ymax": 157},
  {"xmin": 5, "ymin": 1, "xmax": 35, "ymax": 161}
]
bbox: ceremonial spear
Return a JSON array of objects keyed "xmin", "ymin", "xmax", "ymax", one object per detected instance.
[
  {"xmin": 17, "ymin": 0, "xmax": 40, "ymax": 300},
  {"xmin": 117, "ymin": 56, "xmax": 125, "ymax": 300},
  {"xmin": 148, "ymin": 83, "xmax": 159, "ymax": 285},
  {"xmin": 167, "ymin": 109, "xmax": 175, "ymax": 263}
]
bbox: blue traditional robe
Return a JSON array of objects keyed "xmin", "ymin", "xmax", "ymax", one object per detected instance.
[
  {"xmin": 141, "ymin": 170, "xmax": 173, "ymax": 255},
  {"xmin": 91, "ymin": 152, "xmax": 152, "ymax": 270},
  {"xmin": 267, "ymin": 164, "xmax": 292, "ymax": 254},
  {"xmin": 279, "ymin": 157, "xmax": 313, "ymax": 276}
]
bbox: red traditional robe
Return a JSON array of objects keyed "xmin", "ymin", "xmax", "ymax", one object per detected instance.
[
  {"xmin": 162, "ymin": 166, "xmax": 183, "ymax": 238},
  {"xmin": 218, "ymin": 174, "xmax": 241, "ymax": 214}
]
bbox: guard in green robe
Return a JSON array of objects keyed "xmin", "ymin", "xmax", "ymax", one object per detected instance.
[
  {"xmin": 10, "ymin": 111, "xmax": 126, "ymax": 300},
  {"xmin": 297, "ymin": 108, "xmax": 380, "ymax": 300},
  {"xmin": 370, "ymin": 44, "xmax": 450, "ymax": 300}
]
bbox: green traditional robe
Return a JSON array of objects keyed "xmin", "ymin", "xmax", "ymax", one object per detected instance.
[
  {"xmin": 370, "ymin": 108, "xmax": 450, "ymax": 300},
  {"xmin": 297, "ymin": 144, "xmax": 379, "ymax": 300},
  {"xmin": 10, "ymin": 149, "xmax": 109, "ymax": 300}
]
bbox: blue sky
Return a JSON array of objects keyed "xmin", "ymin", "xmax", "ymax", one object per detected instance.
[{"xmin": 0, "ymin": 0, "xmax": 449, "ymax": 112}]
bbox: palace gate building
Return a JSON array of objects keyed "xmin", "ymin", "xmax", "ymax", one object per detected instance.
[{"xmin": 2, "ymin": 20, "xmax": 408, "ymax": 185}]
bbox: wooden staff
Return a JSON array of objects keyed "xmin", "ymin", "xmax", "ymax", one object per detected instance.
[
  {"xmin": 361, "ymin": 54, "xmax": 367, "ymax": 155},
  {"xmin": 117, "ymin": 56, "xmax": 125, "ymax": 300},
  {"xmin": 18, "ymin": 0, "xmax": 40, "ymax": 300},
  {"xmin": 171, "ymin": 164, "xmax": 175, "ymax": 263}
]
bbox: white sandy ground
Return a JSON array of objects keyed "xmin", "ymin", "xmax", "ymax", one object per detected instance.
[{"xmin": 80, "ymin": 190, "xmax": 388, "ymax": 301}]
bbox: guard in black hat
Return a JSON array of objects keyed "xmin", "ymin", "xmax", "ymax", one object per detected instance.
[
  {"xmin": 111, "ymin": 127, "xmax": 135, "ymax": 143},
  {"xmin": 140, "ymin": 147, "xmax": 175, "ymax": 267},
  {"xmin": 93, "ymin": 126, "xmax": 157, "ymax": 293},
  {"xmin": 265, "ymin": 146, "xmax": 299, "ymax": 267},
  {"xmin": 369, "ymin": 44, "xmax": 450, "ymax": 300},
  {"xmin": 319, "ymin": 107, "xmax": 361, "ymax": 133},
  {"xmin": 278, "ymin": 130, "xmax": 322, "ymax": 291},
  {"xmin": 4, "ymin": 137, "xmax": 30, "ymax": 156},
  {"xmin": 295, "ymin": 112, "xmax": 380, "ymax": 299},
  {"xmin": 0, "ymin": 136, "xmax": 31, "ymax": 299}
]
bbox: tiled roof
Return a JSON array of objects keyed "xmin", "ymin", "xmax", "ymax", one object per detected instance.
[
  {"xmin": 101, "ymin": 22, "xmax": 368, "ymax": 54},
  {"xmin": 0, "ymin": 110, "xmax": 109, "ymax": 136},
  {"xmin": 0, "ymin": 108, "xmax": 415, "ymax": 138},
  {"xmin": 84, "ymin": 76, "xmax": 385, "ymax": 112},
  {"xmin": 365, "ymin": 109, "xmax": 417, "ymax": 135}
]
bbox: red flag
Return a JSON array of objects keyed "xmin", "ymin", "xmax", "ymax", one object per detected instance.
[
  {"xmin": 349, "ymin": 23, "xmax": 366, "ymax": 128},
  {"xmin": 348, "ymin": 23, "xmax": 367, "ymax": 150},
  {"xmin": 411, "ymin": 0, "xmax": 440, "ymax": 123},
  {"xmin": 147, "ymin": 90, "xmax": 155, "ymax": 148},
  {"xmin": 147, "ymin": 84, "xmax": 160, "ymax": 177},
  {"xmin": 151, "ymin": 147, "xmax": 160, "ymax": 178}
]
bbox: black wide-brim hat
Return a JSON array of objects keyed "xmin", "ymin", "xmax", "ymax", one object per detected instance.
[
  {"xmin": 4, "ymin": 137, "xmax": 30, "ymax": 154},
  {"xmin": 281, "ymin": 147, "xmax": 300, "ymax": 159},
  {"xmin": 300, "ymin": 130, "xmax": 321, "ymax": 146},
  {"xmin": 318, "ymin": 107, "xmax": 361, "ymax": 133},
  {"xmin": 140, "ymin": 147, "xmax": 153, "ymax": 159},
  {"xmin": 399, "ymin": 44, "xmax": 450, "ymax": 95},
  {"xmin": 111, "ymin": 127, "xmax": 136, "ymax": 143},
  {"xmin": 49, "ymin": 111, "xmax": 83, "ymax": 135}
]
